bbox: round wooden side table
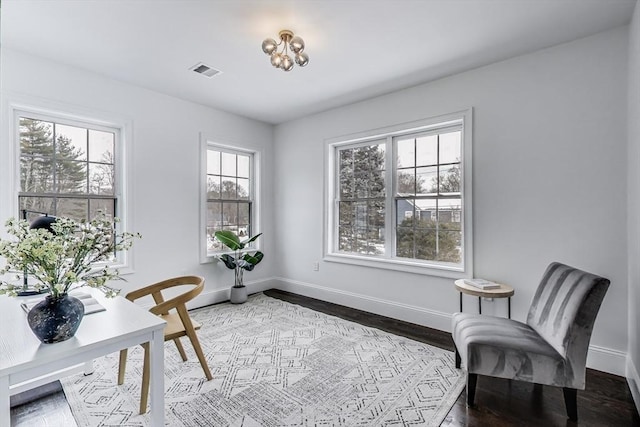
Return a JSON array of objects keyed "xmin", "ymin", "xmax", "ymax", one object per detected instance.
[{"xmin": 454, "ymin": 279, "xmax": 515, "ymax": 318}]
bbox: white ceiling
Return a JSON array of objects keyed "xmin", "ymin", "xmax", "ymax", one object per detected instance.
[{"xmin": 1, "ymin": 0, "xmax": 637, "ymax": 124}]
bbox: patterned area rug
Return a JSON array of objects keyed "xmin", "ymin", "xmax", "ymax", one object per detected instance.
[{"xmin": 61, "ymin": 293, "xmax": 465, "ymax": 426}]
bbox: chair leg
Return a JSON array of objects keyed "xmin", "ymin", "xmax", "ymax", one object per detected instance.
[
  {"xmin": 467, "ymin": 373, "xmax": 478, "ymax": 407},
  {"xmin": 455, "ymin": 348, "xmax": 461, "ymax": 369},
  {"xmin": 185, "ymin": 329, "xmax": 213, "ymax": 380},
  {"xmin": 173, "ymin": 338, "xmax": 188, "ymax": 362},
  {"xmin": 563, "ymin": 387, "xmax": 578, "ymax": 421},
  {"xmin": 140, "ymin": 342, "xmax": 151, "ymax": 415},
  {"xmin": 117, "ymin": 349, "xmax": 128, "ymax": 385}
]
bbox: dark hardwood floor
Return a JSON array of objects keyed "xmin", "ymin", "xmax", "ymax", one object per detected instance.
[{"xmin": 11, "ymin": 289, "xmax": 640, "ymax": 426}]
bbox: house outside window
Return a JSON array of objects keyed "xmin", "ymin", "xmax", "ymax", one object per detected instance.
[
  {"xmin": 204, "ymin": 144, "xmax": 255, "ymax": 255},
  {"xmin": 17, "ymin": 113, "xmax": 119, "ymax": 223},
  {"xmin": 326, "ymin": 110, "xmax": 472, "ymax": 277}
]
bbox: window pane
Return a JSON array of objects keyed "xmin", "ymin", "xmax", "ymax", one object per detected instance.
[
  {"xmin": 55, "ymin": 124, "xmax": 87, "ymax": 161},
  {"xmin": 207, "ymin": 201, "xmax": 222, "ymax": 228},
  {"xmin": 339, "ymin": 160, "xmax": 354, "ymax": 198},
  {"xmin": 439, "ymin": 198, "xmax": 462, "ymax": 231},
  {"xmin": 20, "ymin": 119, "xmax": 53, "ymax": 156},
  {"xmin": 89, "ymin": 163, "xmax": 114, "ymax": 195},
  {"xmin": 396, "ymin": 170, "xmax": 415, "ymax": 195},
  {"xmin": 237, "ymin": 155, "xmax": 250, "ymax": 178},
  {"xmin": 338, "ymin": 225, "xmax": 354, "ymax": 252},
  {"xmin": 207, "ymin": 175, "xmax": 221, "ymax": 199},
  {"xmin": 238, "ymin": 203, "xmax": 250, "ymax": 230},
  {"xmin": 415, "ymin": 199, "xmax": 437, "ymax": 223},
  {"xmin": 20, "ymin": 156, "xmax": 54, "ymax": 193},
  {"xmin": 439, "ymin": 131, "xmax": 461, "ymax": 164},
  {"xmin": 396, "ymin": 138, "xmax": 415, "ymax": 168},
  {"xmin": 353, "ymin": 171, "xmax": 383, "ymax": 198},
  {"xmin": 396, "ymin": 226, "xmax": 417, "ymax": 258},
  {"xmin": 88, "ymin": 130, "xmax": 114, "ymax": 163},
  {"xmin": 220, "ymin": 179, "xmax": 237, "ymax": 199},
  {"xmin": 339, "ymin": 201, "xmax": 354, "ymax": 226},
  {"xmin": 437, "ymin": 230, "xmax": 461, "ymax": 263},
  {"xmin": 222, "ymin": 202, "xmax": 239, "ymax": 231},
  {"xmin": 19, "ymin": 196, "xmax": 55, "ymax": 217},
  {"xmin": 221, "ymin": 152, "xmax": 236, "ymax": 176},
  {"xmin": 237, "ymin": 178, "xmax": 249, "ymax": 200},
  {"xmin": 206, "ymin": 202, "xmax": 224, "ymax": 251},
  {"xmin": 57, "ymin": 198, "xmax": 89, "ymax": 221},
  {"xmin": 367, "ymin": 200, "xmax": 385, "ymax": 255},
  {"xmin": 56, "ymin": 160, "xmax": 87, "ymax": 194},
  {"xmin": 207, "ymin": 150, "xmax": 221, "ymax": 175},
  {"xmin": 396, "ymin": 199, "xmax": 415, "ymax": 226},
  {"xmin": 416, "ymin": 135, "xmax": 437, "ymax": 166},
  {"xmin": 439, "ymin": 164, "xmax": 460, "ymax": 194},
  {"xmin": 413, "ymin": 228, "xmax": 437, "ymax": 261},
  {"xmin": 340, "ymin": 144, "xmax": 385, "ymax": 200},
  {"xmin": 89, "ymin": 198, "xmax": 115, "ymax": 220},
  {"xmin": 337, "ymin": 200, "xmax": 385, "ymax": 255},
  {"xmin": 416, "ymin": 166, "xmax": 438, "ymax": 196},
  {"xmin": 207, "ymin": 227, "xmax": 223, "ymax": 252}
]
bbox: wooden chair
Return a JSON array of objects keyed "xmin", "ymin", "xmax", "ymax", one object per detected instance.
[{"xmin": 117, "ymin": 276, "xmax": 213, "ymax": 414}]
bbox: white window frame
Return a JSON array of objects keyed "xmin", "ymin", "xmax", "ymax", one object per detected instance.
[
  {"xmin": 199, "ymin": 135, "xmax": 260, "ymax": 263},
  {"xmin": 324, "ymin": 109, "xmax": 473, "ymax": 278},
  {"xmin": 6, "ymin": 103, "xmax": 133, "ymax": 272}
]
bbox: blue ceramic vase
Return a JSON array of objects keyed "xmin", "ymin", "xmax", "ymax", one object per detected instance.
[{"xmin": 27, "ymin": 294, "xmax": 85, "ymax": 344}]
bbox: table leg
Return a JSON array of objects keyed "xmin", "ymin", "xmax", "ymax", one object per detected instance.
[
  {"xmin": 1, "ymin": 375, "xmax": 9, "ymax": 427},
  {"xmin": 459, "ymin": 292, "xmax": 463, "ymax": 312},
  {"xmin": 508, "ymin": 297, "xmax": 511, "ymax": 319},
  {"xmin": 149, "ymin": 329, "xmax": 165, "ymax": 426},
  {"xmin": 478, "ymin": 296, "xmax": 482, "ymax": 314},
  {"xmin": 83, "ymin": 360, "xmax": 94, "ymax": 376}
]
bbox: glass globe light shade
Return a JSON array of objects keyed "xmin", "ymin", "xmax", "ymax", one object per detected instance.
[
  {"xmin": 295, "ymin": 52, "xmax": 309, "ymax": 67},
  {"xmin": 270, "ymin": 53, "xmax": 283, "ymax": 68},
  {"xmin": 289, "ymin": 36, "xmax": 305, "ymax": 53},
  {"xmin": 282, "ymin": 55, "xmax": 294, "ymax": 71},
  {"xmin": 262, "ymin": 38, "xmax": 277, "ymax": 55}
]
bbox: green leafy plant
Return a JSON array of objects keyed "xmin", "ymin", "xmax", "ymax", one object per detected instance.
[
  {"xmin": 214, "ymin": 230, "xmax": 264, "ymax": 288},
  {"xmin": 0, "ymin": 213, "xmax": 140, "ymax": 298}
]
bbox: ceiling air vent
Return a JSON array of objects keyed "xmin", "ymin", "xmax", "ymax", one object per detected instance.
[{"xmin": 189, "ymin": 62, "xmax": 221, "ymax": 78}]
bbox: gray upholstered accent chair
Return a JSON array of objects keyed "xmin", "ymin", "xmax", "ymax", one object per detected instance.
[{"xmin": 451, "ymin": 262, "xmax": 609, "ymax": 421}]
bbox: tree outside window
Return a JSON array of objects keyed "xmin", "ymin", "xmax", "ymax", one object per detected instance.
[
  {"xmin": 18, "ymin": 116, "xmax": 116, "ymax": 222},
  {"xmin": 330, "ymin": 116, "xmax": 469, "ymax": 273},
  {"xmin": 205, "ymin": 147, "xmax": 253, "ymax": 254}
]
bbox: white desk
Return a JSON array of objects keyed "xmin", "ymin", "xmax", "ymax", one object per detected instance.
[{"xmin": 0, "ymin": 291, "xmax": 166, "ymax": 427}]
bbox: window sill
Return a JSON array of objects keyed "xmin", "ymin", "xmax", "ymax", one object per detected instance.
[{"xmin": 323, "ymin": 253, "xmax": 469, "ymax": 279}]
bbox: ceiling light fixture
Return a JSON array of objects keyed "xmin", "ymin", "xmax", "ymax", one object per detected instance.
[{"xmin": 261, "ymin": 30, "xmax": 309, "ymax": 72}]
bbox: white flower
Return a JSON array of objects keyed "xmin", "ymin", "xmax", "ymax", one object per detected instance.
[{"xmin": 0, "ymin": 212, "xmax": 140, "ymax": 298}]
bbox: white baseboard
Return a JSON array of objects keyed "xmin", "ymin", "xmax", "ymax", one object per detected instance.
[
  {"xmin": 587, "ymin": 345, "xmax": 626, "ymax": 376},
  {"xmin": 271, "ymin": 276, "xmax": 627, "ymax": 376},
  {"xmin": 627, "ymin": 357, "xmax": 640, "ymax": 413},
  {"xmin": 184, "ymin": 277, "xmax": 279, "ymax": 310},
  {"xmin": 272, "ymin": 277, "xmax": 453, "ymax": 333}
]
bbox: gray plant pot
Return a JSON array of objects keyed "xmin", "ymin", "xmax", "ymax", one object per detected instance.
[{"xmin": 229, "ymin": 286, "xmax": 248, "ymax": 304}]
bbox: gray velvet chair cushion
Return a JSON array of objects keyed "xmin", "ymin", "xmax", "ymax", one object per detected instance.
[
  {"xmin": 452, "ymin": 312, "xmax": 568, "ymax": 387},
  {"xmin": 452, "ymin": 262, "xmax": 609, "ymax": 390}
]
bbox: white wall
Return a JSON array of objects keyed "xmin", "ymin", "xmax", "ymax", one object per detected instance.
[
  {"xmin": 0, "ymin": 48, "xmax": 276, "ymax": 305},
  {"xmin": 274, "ymin": 27, "xmax": 629, "ymax": 374},
  {"xmin": 627, "ymin": 0, "xmax": 640, "ymax": 408}
]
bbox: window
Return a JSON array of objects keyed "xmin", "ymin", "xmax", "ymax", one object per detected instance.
[
  {"xmin": 17, "ymin": 113, "xmax": 119, "ymax": 222},
  {"xmin": 327, "ymin": 110, "xmax": 472, "ymax": 276},
  {"xmin": 204, "ymin": 144, "xmax": 255, "ymax": 255}
]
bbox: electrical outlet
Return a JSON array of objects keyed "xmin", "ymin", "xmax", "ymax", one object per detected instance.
[{"xmin": 313, "ymin": 262, "xmax": 319, "ymax": 271}]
